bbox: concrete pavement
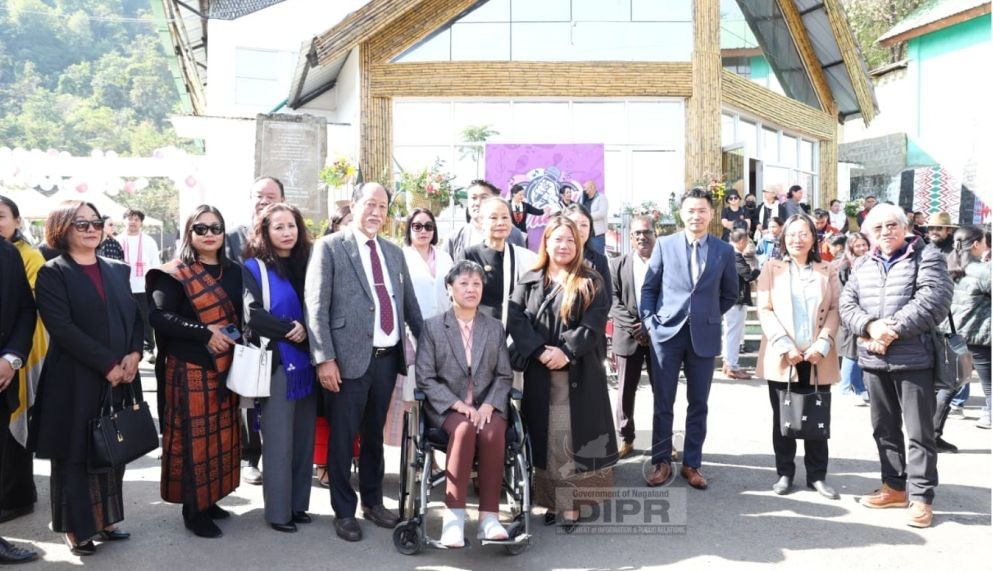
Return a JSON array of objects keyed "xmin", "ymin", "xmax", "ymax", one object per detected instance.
[{"xmin": 2, "ymin": 362, "xmax": 990, "ymax": 570}]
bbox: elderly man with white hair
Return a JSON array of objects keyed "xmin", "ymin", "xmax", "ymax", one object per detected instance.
[{"xmin": 839, "ymin": 203, "xmax": 953, "ymax": 529}]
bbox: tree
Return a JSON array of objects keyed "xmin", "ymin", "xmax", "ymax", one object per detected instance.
[{"xmin": 843, "ymin": 0, "xmax": 928, "ymax": 70}]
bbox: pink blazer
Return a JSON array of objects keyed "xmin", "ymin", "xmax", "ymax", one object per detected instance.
[{"xmin": 755, "ymin": 259, "xmax": 841, "ymax": 384}]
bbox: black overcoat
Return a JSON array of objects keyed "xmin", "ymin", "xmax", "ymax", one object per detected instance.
[
  {"xmin": 28, "ymin": 254, "xmax": 143, "ymax": 462},
  {"xmin": 506, "ymin": 269, "xmax": 618, "ymax": 473}
]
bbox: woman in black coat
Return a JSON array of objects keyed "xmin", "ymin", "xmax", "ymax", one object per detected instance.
[
  {"xmin": 506, "ymin": 216, "xmax": 617, "ymax": 529},
  {"xmin": 30, "ymin": 200, "xmax": 143, "ymax": 556}
]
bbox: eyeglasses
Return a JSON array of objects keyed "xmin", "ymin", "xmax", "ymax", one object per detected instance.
[
  {"xmin": 411, "ymin": 222, "xmax": 435, "ymax": 233},
  {"xmin": 728, "ymin": 196, "xmax": 740, "ymax": 201},
  {"xmin": 192, "ymin": 223, "xmax": 225, "ymax": 236},
  {"xmin": 71, "ymin": 219, "xmax": 105, "ymax": 232},
  {"xmin": 631, "ymin": 229, "xmax": 654, "ymax": 236}
]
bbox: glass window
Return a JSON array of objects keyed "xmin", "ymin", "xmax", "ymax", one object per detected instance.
[
  {"xmin": 511, "ymin": 23, "xmax": 574, "ymax": 60},
  {"xmin": 763, "ymin": 128, "xmax": 779, "ymax": 163},
  {"xmin": 574, "ymin": 0, "xmax": 630, "ymax": 21},
  {"xmin": 459, "ymin": 0, "xmax": 509, "ymax": 22},
  {"xmin": 394, "ymin": 102, "xmax": 453, "ymax": 145},
  {"xmin": 453, "ymin": 103, "xmax": 512, "ymax": 143},
  {"xmin": 573, "ymin": 102, "xmax": 627, "ymax": 145},
  {"xmin": 800, "ymin": 139, "xmax": 814, "ymax": 171},
  {"xmin": 511, "ymin": 0, "xmax": 570, "ymax": 22},
  {"xmin": 629, "ymin": 101, "xmax": 683, "ymax": 145},
  {"xmin": 508, "ymin": 103, "xmax": 572, "ymax": 142},
  {"xmin": 738, "ymin": 120, "xmax": 757, "ymax": 155},
  {"xmin": 633, "ymin": 0, "xmax": 692, "ymax": 21},
  {"xmin": 452, "ymin": 23, "xmax": 510, "ymax": 60},
  {"xmin": 393, "ymin": 146, "xmax": 451, "ymax": 176},
  {"xmin": 721, "ymin": 113, "xmax": 735, "ymax": 146},
  {"xmin": 781, "ymin": 134, "xmax": 797, "ymax": 168}
]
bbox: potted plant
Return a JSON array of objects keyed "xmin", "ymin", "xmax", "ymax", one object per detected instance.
[
  {"xmin": 398, "ymin": 159, "xmax": 454, "ymax": 216},
  {"xmin": 319, "ymin": 156, "xmax": 357, "ymax": 203}
]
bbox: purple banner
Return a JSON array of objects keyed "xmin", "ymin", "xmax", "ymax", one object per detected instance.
[{"xmin": 484, "ymin": 143, "xmax": 605, "ymax": 250}]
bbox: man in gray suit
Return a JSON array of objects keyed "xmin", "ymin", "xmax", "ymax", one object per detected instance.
[{"xmin": 305, "ymin": 182, "xmax": 423, "ymax": 542}]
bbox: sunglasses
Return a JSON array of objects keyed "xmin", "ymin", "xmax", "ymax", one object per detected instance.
[
  {"xmin": 192, "ymin": 223, "xmax": 225, "ymax": 236},
  {"xmin": 411, "ymin": 222, "xmax": 435, "ymax": 233},
  {"xmin": 728, "ymin": 196, "xmax": 740, "ymax": 201},
  {"xmin": 72, "ymin": 219, "xmax": 105, "ymax": 232}
]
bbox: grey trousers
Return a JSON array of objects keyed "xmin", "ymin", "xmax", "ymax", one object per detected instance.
[
  {"xmin": 864, "ymin": 368, "xmax": 938, "ymax": 505},
  {"xmin": 260, "ymin": 366, "xmax": 318, "ymax": 524}
]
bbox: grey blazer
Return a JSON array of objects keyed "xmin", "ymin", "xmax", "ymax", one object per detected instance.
[
  {"xmin": 304, "ymin": 231, "xmax": 423, "ymax": 379},
  {"xmin": 415, "ymin": 309, "xmax": 513, "ymax": 428}
]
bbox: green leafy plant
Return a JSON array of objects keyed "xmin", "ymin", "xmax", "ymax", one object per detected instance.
[
  {"xmin": 319, "ymin": 156, "xmax": 357, "ymax": 187},
  {"xmin": 844, "ymin": 198, "xmax": 865, "ymax": 217},
  {"xmin": 458, "ymin": 125, "xmax": 499, "ymax": 178},
  {"xmin": 397, "ymin": 159, "xmax": 455, "ymax": 205}
]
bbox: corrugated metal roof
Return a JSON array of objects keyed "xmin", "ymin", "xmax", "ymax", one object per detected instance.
[
  {"xmin": 878, "ymin": 0, "xmax": 991, "ymax": 44},
  {"xmin": 208, "ymin": 0, "xmax": 287, "ymax": 20}
]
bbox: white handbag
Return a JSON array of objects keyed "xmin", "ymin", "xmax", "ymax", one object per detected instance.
[{"xmin": 227, "ymin": 259, "xmax": 272, "ymax": 398}]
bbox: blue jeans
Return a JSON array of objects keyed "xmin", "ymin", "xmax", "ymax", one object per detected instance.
[
  {"xmin": 838, "ymin": 357, "xmax": 866, "ymax": 396},
  {"xmin": 950, "ymin": 383, "xmax": 969, "ymax": 407}
]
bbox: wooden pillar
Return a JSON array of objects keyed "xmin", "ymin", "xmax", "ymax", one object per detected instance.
[
  {"xmin": 359, "ymin": 42, "xmax": 392, "ymax": 185},
  {"xmin": 685, "ymin": 0, "xmax": 722, "ymax": 190},
  {"xmin": 819, "ymin": 123, "xmax": 839, "ymax": 207}
]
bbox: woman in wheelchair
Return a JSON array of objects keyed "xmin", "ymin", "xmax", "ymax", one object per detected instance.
[{"xmin": 415, "ymin": 260, "xmax": 514, "ymax": 547}]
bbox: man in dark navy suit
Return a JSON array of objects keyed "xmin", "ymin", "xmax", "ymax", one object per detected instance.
[{"xmin": 640, "ymin": 188, "xmax": 738, "ymax": 489}]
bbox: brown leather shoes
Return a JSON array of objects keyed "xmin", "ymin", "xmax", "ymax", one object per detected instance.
[
  {"xmin": 645, "ymin": 463, "xmax": 671, "ymax": 487},
  {"xmin": 906, "ymin": 502, "xmax": 933, "ymax": 528},
  {"xmin": 680, "ymin": 465, "xmax": 708, "ymax": 490},
  {"xmin": 859, "ymin": 483, "xmax": 909, "ymax": 509},
  {"xmin": 618, "ymin": 441, "xmax": 635, "ymax": 459}
]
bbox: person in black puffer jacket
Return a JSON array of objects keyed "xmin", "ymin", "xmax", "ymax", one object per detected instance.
[{"xmin": 839, "ymin": 204, "xmax": 953, "ymax": 529}]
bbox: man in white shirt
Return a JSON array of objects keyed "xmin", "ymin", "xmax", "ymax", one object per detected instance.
[
  {"xmin": 828, "ymin": 199, "xmax": 849, "ymax": 233},
  {"xmin": 580, "ymin": 180, "xmax": 609, "ymax": 255},
  {"xmin": 608, "ymin": 215, "xmax": 656, "ymax": 459},
  {"xmin": 119, "ymin": 209, "xmax": 159, "ymax": 356}
]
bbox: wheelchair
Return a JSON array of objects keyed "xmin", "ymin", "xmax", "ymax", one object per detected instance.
[{"xmin": 392, "ymin": 388, "xmax": 534, "ymax": 556}]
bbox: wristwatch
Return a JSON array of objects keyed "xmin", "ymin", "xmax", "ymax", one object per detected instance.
[{"xmin": 2, "ymin": 354, "xmax": 23, "ymax": 370}]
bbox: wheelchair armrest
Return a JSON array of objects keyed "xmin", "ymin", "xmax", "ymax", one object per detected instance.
[
  {"xmin": 413, "ymin": 388, "xmax": 427, "ymax": 402},
  {"xmin": 510, "ymin": 388, "xmax": 523, "ymax": 401}
]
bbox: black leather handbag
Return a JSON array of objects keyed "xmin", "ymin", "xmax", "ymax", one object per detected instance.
[
  {"xmin": 777, "ymin": 365, "xmax": 831, "ymax": 440},
  {"xmin": 934, "ymin": 315, "xmax": 974, "ymax": 392},
  {"xmin": 88, "ymin": 384, "xmax": 159, "ymax": 474}
]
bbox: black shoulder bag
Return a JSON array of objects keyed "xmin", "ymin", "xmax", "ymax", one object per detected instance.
[
  {"xmin": 88, "ymin": 384, "xmax": 159, "ymax": 474},
  {"xmin": 777, "ymin": 365, "xmax": 831, "ymax": 440}
]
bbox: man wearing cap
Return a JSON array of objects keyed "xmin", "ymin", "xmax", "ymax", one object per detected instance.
[{"xmin": 925, "ymin": 211, "xmax": 967, "ymax": 453}]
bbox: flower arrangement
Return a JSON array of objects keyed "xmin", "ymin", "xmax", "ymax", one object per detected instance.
[
  {"xmin": 844, "ymin": 198, "xmax": 864, "ymax": 217},
  {"xmin": 398, "ymin": 159, "xmax": 455, "ymax": 207},
  {"xmin": 622, "ymin": 200, "xmax": 674, "ymax": 234},
  {"xmin": 319, "ymin": 156, "xmax": 357, "ymax": 188},
  {"xmin": 694, "ymin": 173, "xmax": 727, "ymax": 204}
]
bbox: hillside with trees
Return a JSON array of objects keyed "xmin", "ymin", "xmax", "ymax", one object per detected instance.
[{"xmin": 0, "ymin": 0, "xmax": 183, "ymax": 156}]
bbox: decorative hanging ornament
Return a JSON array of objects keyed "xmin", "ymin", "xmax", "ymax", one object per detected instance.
[{"xmin": 185, "ymin": 175, "xmax": 197, "ymax": 188}]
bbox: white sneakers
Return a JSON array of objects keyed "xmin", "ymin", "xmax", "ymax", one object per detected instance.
[
  {"xmin": 440, "ymin": 508, "xmax": 466, "ymax": 548},
  {"xmin": 439, "ymin": 508, "xmax": 509, "ymax": 547},
  {"xmin": 477, "ymin": 512, "xmax": 509, "ymax": 541}
]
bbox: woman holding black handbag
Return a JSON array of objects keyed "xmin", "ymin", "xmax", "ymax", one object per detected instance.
[
  {"xmin": 755, "ymin": 214, "xmax": 842, "ymax": 500},
  {"xmin": 30, "ymin": 200, "xmax": 144, "ymax": 556},
  {"xmin": 242, "ymin": 203, "xmax": 316, "ymax": 533}
]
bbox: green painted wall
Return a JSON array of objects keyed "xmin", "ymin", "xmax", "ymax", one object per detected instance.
[{"xmin": 910, "ymin": 13, "xmax": 991, "ymax": 59}]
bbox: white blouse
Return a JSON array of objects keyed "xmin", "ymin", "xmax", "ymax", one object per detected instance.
[{"xmin": 403, "ymin": 246, "xmax": 454, "ymax": 321}]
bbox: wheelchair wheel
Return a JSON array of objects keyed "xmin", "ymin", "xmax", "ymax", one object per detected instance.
[
  {"xmin": 503, "ymin": 516, "xmax": 529, "ymax": 556},
  {"xmin": 393, "ymin": 520, "xmax": 423, "ymax": 555},
  {"xmin": 397, "ymin": 410, "xmax": 417, "ymax": 521}
]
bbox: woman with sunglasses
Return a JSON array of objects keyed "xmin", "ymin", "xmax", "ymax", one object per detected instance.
[
  {"xmin": 721, "ymin": 191, "xmax": 751, "ymax": 241},
  {"xmin": 30, "ymin": 201, "xmax": 143, "ymax": 556},
  {"xmin": 242, "ymin": 203, "xmax": 316, "ymax": 533},
  {"xmin": 383, "ymin": 209, "xmax": 456, "ymax": 447},
  {"xmin": 146, "ymin": 205, "xmax": 243, "ymax": 539}
]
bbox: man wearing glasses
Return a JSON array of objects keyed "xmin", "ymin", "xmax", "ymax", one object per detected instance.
[{"xmin": 609, "ymin": 216, "xmax": 657, "ymax": 459}]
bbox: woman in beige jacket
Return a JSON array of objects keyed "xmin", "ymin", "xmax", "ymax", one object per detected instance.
[{"xmin": 756, "ymin": 214, "xmax": 842, "ymax": 500}]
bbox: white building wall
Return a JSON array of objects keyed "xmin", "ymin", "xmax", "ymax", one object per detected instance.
[{"xmin": 178, "ymin": 0, "xmax": 365, "ymax": 228}]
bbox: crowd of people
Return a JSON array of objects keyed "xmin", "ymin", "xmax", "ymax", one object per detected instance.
[{"xmin": 0, "ymin": 178, "xmax": 988, "ymax": 562}]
